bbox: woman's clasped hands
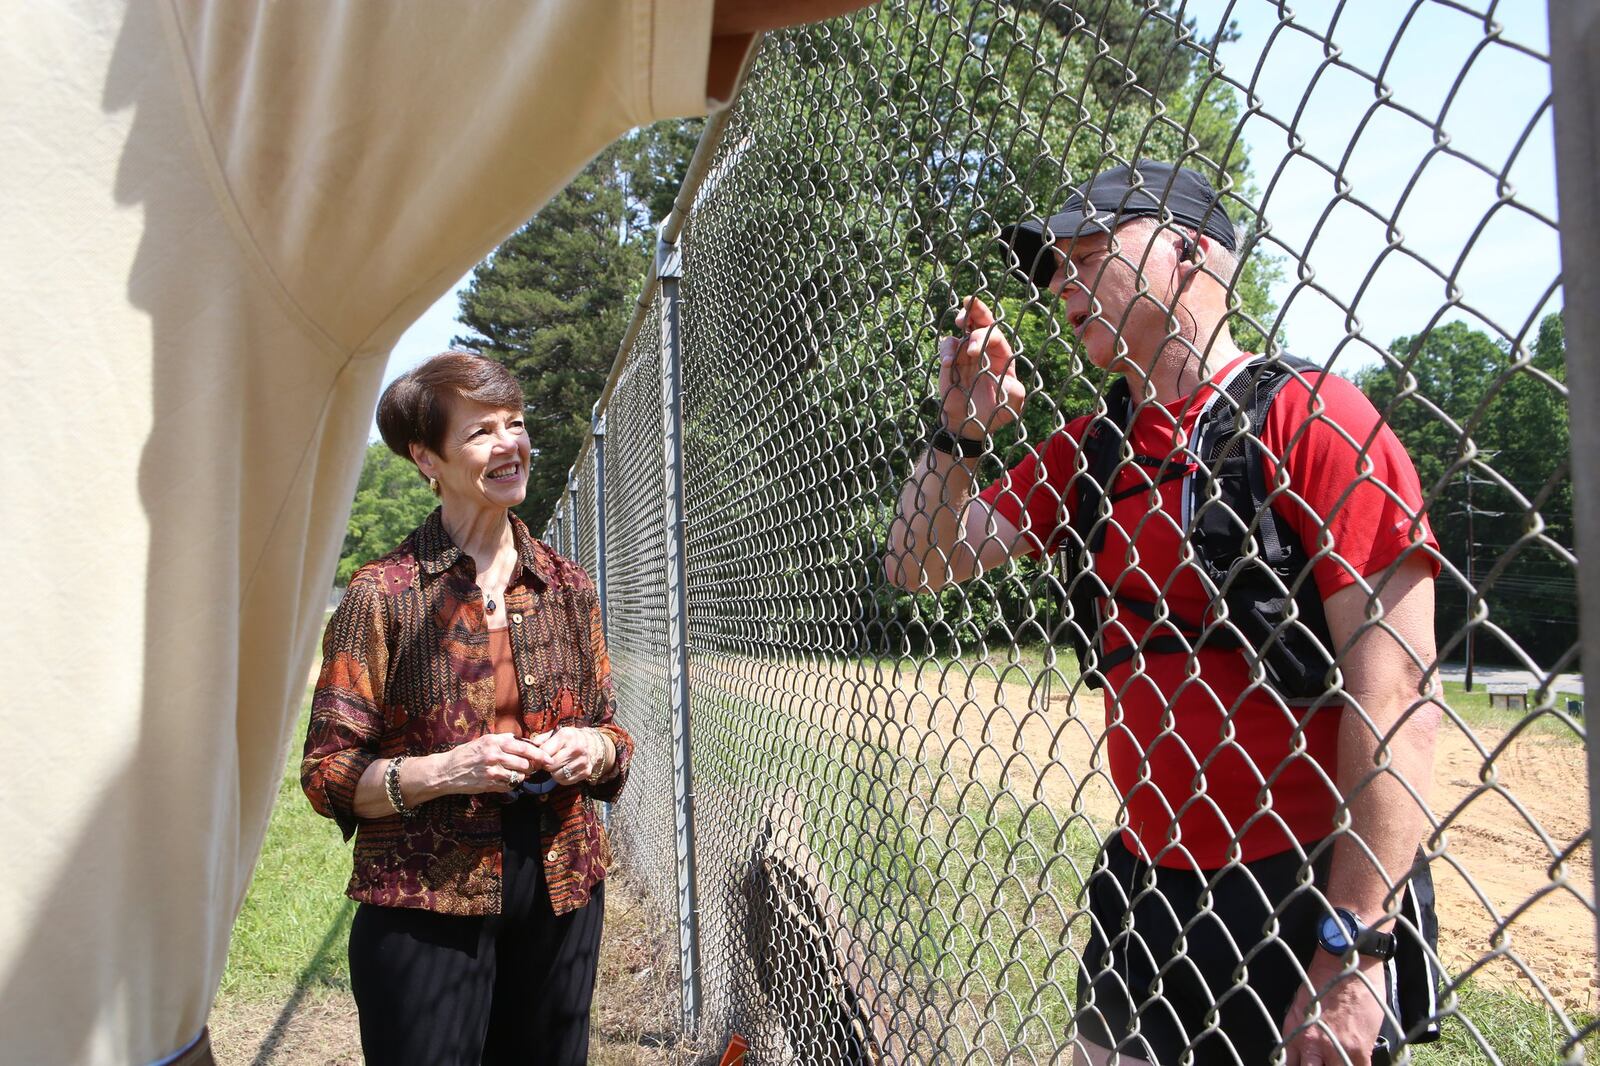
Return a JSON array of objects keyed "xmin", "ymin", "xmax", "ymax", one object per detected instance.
[{"xmin": 433, "ymin": 727, "xmax": 610, "ymax": 794}]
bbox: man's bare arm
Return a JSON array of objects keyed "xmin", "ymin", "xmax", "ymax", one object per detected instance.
[
  {"xmin": 1282, "ymin": 554, "xmax": 1440, "ymax": 1065},
  {"xmin": 1322, "ymin": 555, "xmax": 1440, "ymax": 926},
  {"xmin": 885, "ymin": 297, "xmax": 1031, "ymax": 592},
  {"xmin": 884, "ymin": 450, "xmax": 1020, "ymax": 592}
]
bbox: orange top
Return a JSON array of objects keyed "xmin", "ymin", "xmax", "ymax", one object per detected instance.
[{"xmin": 487, "ymin": 626, "xmax": 522, "ymax": 736}]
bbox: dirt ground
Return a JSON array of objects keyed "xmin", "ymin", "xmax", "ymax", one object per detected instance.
[
  {"xmin": 209, "ymin": 868, "xmax": 696, "ymax": 1066},
  {"xmin": 709, "ymin": 654, "xmax": 1597, "ymax": 1016}
]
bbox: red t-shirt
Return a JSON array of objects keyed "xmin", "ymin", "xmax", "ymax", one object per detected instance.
[{"xmin": 979, "ymin": 355, "xmax": 1439, "ymax": 870}]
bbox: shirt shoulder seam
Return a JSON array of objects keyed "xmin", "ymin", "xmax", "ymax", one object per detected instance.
[{"xmin": 155, "ymin": 1, "xmax": 353, "ymax": 366}]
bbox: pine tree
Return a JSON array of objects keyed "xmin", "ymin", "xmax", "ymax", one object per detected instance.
[
  {"xmin": 339, "ymin": 443, "xmax": 440, "ymax": 583},
  {"xmin": 453, "ymin": 142, "xmax": 653, "ymax": 533}
]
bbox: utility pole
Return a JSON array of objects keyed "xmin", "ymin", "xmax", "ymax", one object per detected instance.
[
  {"xmin": 1465, "ymin": 476, "xmax": 1476, "ymax": 692},
  {"xmin": 1455, "ymin": 453, "xmax": 1501, "ymax": 692}
]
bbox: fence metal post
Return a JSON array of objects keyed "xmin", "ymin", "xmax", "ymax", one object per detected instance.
[
  {"xmin": 657, "ymin": 228, "xmax": 702, "ymax": 1032},
  {"xmin": 592, "ymin": 409, "xmax": 609, "ymax": 637},
  {"xmin": 1548, "ymin": 0, "xmax": 1600, "ymax": 972},
  {"xmin": 566, "ymin": 473, "xmax": 579, "ymax": 558},
  {"xmin": 591, "ymin": 410, "xmax": 612, "ymax": 833},
  {"xmin": 561, "ymin": 501, "xmax": 569, "ymax": 556}
]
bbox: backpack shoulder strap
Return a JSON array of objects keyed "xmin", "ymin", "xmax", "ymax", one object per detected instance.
[
  {"xmin": 1072, "ymin": 377, "xmax": 1133, "ymax": 555},
  {"xmin": 1193, "ymin": 353, "xmax": 1321, "ymax": 446},
  {"xmin": 1191, "ymin": 353, "xmax": 1323, "ymax": 570}
]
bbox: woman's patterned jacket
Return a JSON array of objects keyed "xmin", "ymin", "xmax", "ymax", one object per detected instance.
[{"xmin": 302, "ymin": 508, "xmax": 632, "ymax": 916}]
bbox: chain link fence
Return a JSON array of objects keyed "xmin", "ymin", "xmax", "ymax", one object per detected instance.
[{"xmin": 545, "ymin": 2, "xmax": 1591, "ymax": 1062}]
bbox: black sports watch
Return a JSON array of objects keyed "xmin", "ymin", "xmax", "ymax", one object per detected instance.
[
  {"xmin": 927, "ymin": 425, "xmax": 988, "ymax": 458},
  {"xmin": 1317, "ymin": 907, "xmax": 1397, "ymax": 961}
]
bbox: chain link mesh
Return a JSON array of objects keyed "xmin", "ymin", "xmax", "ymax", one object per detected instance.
[
  {"xmin": 589, "ymin": 301, "xmax": 684, "ymax": 969},
  {"xmin": 546, "ymin": 2, "xmax": 1586, "ymax": 1062},
  {"xmin": 574, "ymin": 444, "xmax": 599, "ymax": 582}
]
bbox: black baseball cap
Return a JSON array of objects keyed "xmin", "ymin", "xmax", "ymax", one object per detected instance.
[{"xmin": 1000, "ymin": 160, "xmax": 1237, "ymax": 289}]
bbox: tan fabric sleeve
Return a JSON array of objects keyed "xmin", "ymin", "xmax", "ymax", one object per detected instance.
[
  {"xmin": 165, "ymin": 0, "xmax": 750, "ymax": 357},
  {"xmin": 4, "ymin": 2, "xmax": 749, "ymax": 1060}
]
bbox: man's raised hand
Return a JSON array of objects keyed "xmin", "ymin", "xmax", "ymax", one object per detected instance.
[{"xmin": 939, "ymin": 296, "xmax": 1027, "ymax": 442}]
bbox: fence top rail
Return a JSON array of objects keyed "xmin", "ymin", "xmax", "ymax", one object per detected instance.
[{"xmin": 571, "ymin": 49, "xmax": 755, "ymax": 479}]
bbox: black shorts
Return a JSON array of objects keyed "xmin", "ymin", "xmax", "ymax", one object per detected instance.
[{"xmin": 1074, "ymin": 836, "xmax": 1439, "ymax": 1066}]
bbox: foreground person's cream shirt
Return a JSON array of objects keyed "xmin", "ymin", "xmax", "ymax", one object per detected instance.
[{"xmin": 0, "ymin": 3, "xmax": 750, "ymax": 1062}]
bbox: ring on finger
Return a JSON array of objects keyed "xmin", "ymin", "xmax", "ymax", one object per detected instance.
[{"xmin": 506, "ymin": 771, "xmax": 523, "ymax": 788}]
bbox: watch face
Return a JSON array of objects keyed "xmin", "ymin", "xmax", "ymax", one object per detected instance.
[{"xmin": 1319, "ymin": 912, "xmax": 1352, "ymax": 952}]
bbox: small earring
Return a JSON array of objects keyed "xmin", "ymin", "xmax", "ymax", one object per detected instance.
[{"xmin": 428, "ymin": 477, "xmax": 441, "ymax": 497}]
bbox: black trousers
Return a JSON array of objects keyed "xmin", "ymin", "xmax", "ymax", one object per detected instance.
[
  {"xmin": 348, "ymin": 799, "xmax": 605, "ymax": 1066},
  {"xmin": 1074, "ymin": 836, "xmax": 1414, "ymax": 1066}
]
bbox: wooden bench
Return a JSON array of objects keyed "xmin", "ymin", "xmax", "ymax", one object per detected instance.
[{"xmin": 1486, "ymin": 682, "xmax": 1528, "ymax": 711}]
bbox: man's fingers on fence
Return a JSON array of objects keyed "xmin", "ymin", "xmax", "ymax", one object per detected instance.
[
  {"xmin": 959, "ymin": 295, "xmax": 995, "ymax": 331},
  {"xmin": 984, "ymin": 333, "xmax": 1018, "ymax": 379},
  {"xmin": 969, "ymin": 323, "xmax": 1014, "ymax": 371}
]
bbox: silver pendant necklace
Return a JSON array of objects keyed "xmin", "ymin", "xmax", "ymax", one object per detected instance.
[{"xmin": 482, "ymin": 573, "xmax": 507, "ymax": 614}]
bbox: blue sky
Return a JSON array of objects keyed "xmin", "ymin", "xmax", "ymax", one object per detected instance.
[
  {"xmin": 376, "ymin": 0, "xmax": 1558, "ymax": 432},
  {"xmin": 1205, "ymin": 0, "xmax": 1557, "ymax": 371}
]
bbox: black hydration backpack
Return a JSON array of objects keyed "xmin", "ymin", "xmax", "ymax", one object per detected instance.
[{"xmin": 1062, "ymin": 354, "xmax": 1338, "ymax": 701}]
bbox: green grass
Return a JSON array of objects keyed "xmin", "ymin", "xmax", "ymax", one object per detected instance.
[
  {"xmin": 220, "ymin": 685, "xmax": 354, "ymax": 1000},
  {"xmin": 696, "ymin": 674, "xmax": 1595, "ymax": 1063},
  {"xmin": 1412, "ymin": 976, "xmax": 1600, "ymax": 1065},
  {"xmin": 224, "ymin": 667, "xmax": 1595, "ymax": 1063},
  {"xmin": 1439, "ymin": 681, "xmax": 1585, "ymax": 744}
]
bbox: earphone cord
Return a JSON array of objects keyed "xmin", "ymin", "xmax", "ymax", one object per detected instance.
[{"xmin": 1168, "ymin": 238, "xmax": 1205, "ymax": 386}]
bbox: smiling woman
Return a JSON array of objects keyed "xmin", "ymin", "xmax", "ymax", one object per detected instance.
[{"xmin": 303, "ymin": 350, "xmax": 633, "ymax": 1066}]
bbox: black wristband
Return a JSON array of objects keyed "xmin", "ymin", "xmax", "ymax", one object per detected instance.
[{"xmin": 927, "ymin": 425, "xmax": 988, "ymax": 458}]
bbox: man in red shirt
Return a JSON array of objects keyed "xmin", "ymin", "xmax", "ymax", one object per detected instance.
[{"xmin": 885, "ymin": 161, "xmax": 1442, "ymax": 1066}]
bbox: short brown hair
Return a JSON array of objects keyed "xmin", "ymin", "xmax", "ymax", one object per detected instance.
[{"xmin": 376, "ymin": 351, "xmax": 525, "ymax": 465}]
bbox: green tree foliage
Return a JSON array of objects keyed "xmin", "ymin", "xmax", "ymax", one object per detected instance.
[
  {"xmin": 451, "ymin": 121, "xmax": 703, "ymax": 533},
  {"xmin": 620, "ymin": 118, "xmax": 705, "ymax": 227},
  {"xmin": 338, "ymin": 443, "xmax": 439, "ymax": 583},
  {"xmin": 1355, "ymin": 313, "xmax": 1574, "ymax": 668},
  {"xmin": 674, "ymin": 1, "xmax": 1282, "ymax": 656},
  {"xmin": 453, "ymin": 142, "xmax": 660, "ymax": 533}
]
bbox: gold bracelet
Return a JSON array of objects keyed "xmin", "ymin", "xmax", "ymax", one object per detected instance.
[
  {"xmin": 384, "ymin": 756, "xmax": 414, "ymax": 817},
  {"xmin": 588, "ymin": 731, "xmax": 615, "ymax": 785}
]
